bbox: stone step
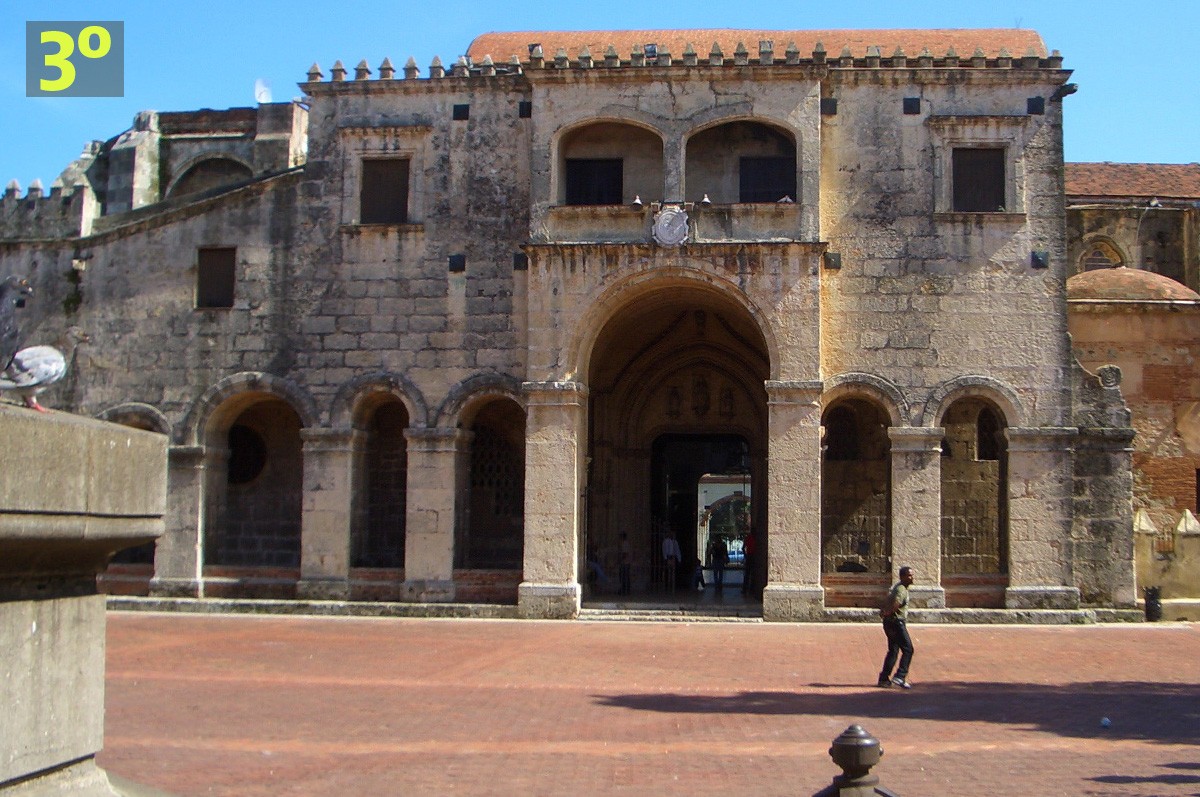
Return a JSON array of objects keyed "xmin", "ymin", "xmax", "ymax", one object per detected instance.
[{"xmin": 579, "ymin": 605, "xmax": 763, "ymax": 622}]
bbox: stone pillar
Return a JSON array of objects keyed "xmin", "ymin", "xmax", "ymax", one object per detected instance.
[
  {"xmin": 518, "ymin": 381, "xmax": 587, "ymax": 619},
  {"xmin": 149, "ymin": 445, "xmax": 206, "ymax": 598},
  {"xmin": 297, "ymin": 428, "xmax": 358, "ymax": 600},
  {"xmin": 888, "ymin": 427, "xmax": 946, "ymax": 608},
  {"xmin": 402, "ymin": 428, "xmax": 466, "ymax": 602},
  {"xmin": 662, "ymin": 135, "xmax": 684, "ymax": 202},
  {"xmin": 761, "ymin": 380, "xmax": 825, "ymax": 621},
  {"xmin": 1004, "ymin": 427, "xmax": 1080, "ymax": 609}
]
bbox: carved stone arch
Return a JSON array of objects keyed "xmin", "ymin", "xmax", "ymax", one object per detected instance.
[
  {"xmin": 567, "ymin": 268, "xmax": 780, "ymax": 383},
  {"xmin": 551, "ymin": 113, "xmax": 668, "ymax": 148},
  {"xmin": 822, "ymin": 373, "xmax": 909, "ymax": 427},
  {"xmin": 553, "ymin": 116, "xmax": 667, "ymax": 206},
  {"xmin": 1078, "ymin": 235, "xmax": 1127, "ymax": 272},
  {"xmin": 436, "ymin": 372, "xmax": 525, "ymax": 428},
  {"xmin": 329, "ymin": 371, "xmax": 429, "ymax": 431},
  {"xmin": 683, "ymin": 112, "xmax": 799, "ymax": 143},
  {"xmin": 166, "ymin": 155, "xmax": 254, "ymax": 198},
  {"xmin": 95, "ymin": 402, "xmax": 171, "ymax": 436},
  {"xmin": 923, "ymin": 376, "xmax": 1026, "ymax": 429},
  {"xmin": 179, "ymin": 372, "xmax": 320, "ymax": 445}
]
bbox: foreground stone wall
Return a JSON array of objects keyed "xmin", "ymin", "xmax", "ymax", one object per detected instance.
[{"xmin": 0, "ymin": 406, "xmax": 166, "ymax": 795}]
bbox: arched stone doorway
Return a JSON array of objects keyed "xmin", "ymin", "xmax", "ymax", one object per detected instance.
[
  {"xmin": 352, "ymin": 398, "xmax": 409, "ymax": 569},
  {"xmin": 821, "ymin": 397, "xmax": 893, "ymax": 606},
  {"xmin": 940, "ymin": 397, "xmax": 1009, "ymax": 607},
  {"xmin": 584, "ymin": 285, "xmax": 769, "ymax": 604},
  {"xmin": 202, "ymin": 395, "xmax": 303, "ymax": 594}
]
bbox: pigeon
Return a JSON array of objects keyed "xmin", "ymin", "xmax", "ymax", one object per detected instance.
[
  {"xmin": 0, "ymin": 326, "xmax": 90, "ymax": 412},
  {"xmin": 0, "ymin": 275, "xmax": 33, "ymax": 369}
]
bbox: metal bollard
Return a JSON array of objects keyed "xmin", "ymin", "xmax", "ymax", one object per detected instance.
[
  {"xmin": 813, "ymin": 725, "xmax": 899, "ymax": 797},
  {"xmin": 1144, "ymin": 586, "xmax": 1162, "ymax": 622}
]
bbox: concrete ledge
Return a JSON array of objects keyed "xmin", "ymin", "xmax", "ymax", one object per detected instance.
[
  {"xmin": 1005, "ymin": 585, "xmax": 1081, "ymax": 610},
  {"xmin": 825, "ymin": 607, "xmax": 1103, "ymax": 624},
  {"xmin": 518, "ymin": 582, "xmax": 580, "ymax": 619},
  {"xmin": 108, "ymin": 596, "xmax": 520, "ymax": 620},
  {"xmin": 762, "ymin": 584, "xmax": 825, "ymax": 621}
]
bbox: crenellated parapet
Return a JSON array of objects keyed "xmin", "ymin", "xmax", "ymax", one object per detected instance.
[
  {"xmin": 0, "ymin": 177, "xmax": 97, "ymax": 240},
  {"xmin": 302, "ymin": 33, "xmax": 1065, "ymax": 89}
]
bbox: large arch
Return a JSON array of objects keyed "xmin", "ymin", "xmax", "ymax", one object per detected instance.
[
  {"xmin": 180, "ymin": 372, "xmax": 319, "ymax": 446},
  {"xmin": 350, "ymin": 392, "xmax": 411, "ymax": 571},
  {"xmin": 566, "ymin": 268, "xmax": 781, "ymax": 383},
  {"xmin": 459, "ymin": 395, "xmax": 526, "ymax": 575},
  {"xmin": 584, "ymin": 280, "xmax": 771, "ymax": 602}
]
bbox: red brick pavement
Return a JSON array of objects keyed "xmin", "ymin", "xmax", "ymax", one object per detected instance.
[{"xmin": 100, "ymin": 614, "xmax": 1200, "ymax": 796}]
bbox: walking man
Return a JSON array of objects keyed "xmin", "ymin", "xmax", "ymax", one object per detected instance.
[{"xmin": 878, "ymin": 566, "xmax": 915, "ymax": 689}]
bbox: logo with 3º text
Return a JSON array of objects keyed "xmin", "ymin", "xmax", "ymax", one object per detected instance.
[{"xmin": 26, "ymin": 21, "xmax": 124, "ymax": 97}]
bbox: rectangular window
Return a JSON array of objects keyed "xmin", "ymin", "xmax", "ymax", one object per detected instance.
[
  {"xmin": 196, "ymin": 247, "xmax": 235, "ymax": 309},
  {"xmin": 565, "ymin": 158, "xmax": 623, "ymax": 205},
  {"xmin": 952, "ymin": 148, "xmax": 1006, "ymax": 212},
  {"xmin": 739, "ymin": 156, "xmax": 797, "ymax": 203},
  {"xmin": 360, "ymin": 158, "xmax": 410, "ymax": 224}
]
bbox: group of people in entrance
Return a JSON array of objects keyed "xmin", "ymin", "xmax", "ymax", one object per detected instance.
[{"xmin": 586, "ymin": 529, "xmax": 758, "ymax": 597}]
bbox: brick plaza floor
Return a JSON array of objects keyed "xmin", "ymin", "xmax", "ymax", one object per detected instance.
[{"xmin": 100, "ymin": 613, "xmax": 1200, "ymax": 796}]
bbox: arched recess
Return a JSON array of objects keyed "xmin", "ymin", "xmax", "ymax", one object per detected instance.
[
  {"xmin": 585, "ymin": 282, "xmax": 771, "ymax": 601},
  {"xmin": 350, "ymin": 392, "xmax": 410, "ymax": 569},
  {"xmin": 684, "ymin": 120, "xmax": 797, "ymax": 204},
  {"xmin": 98, "ymin": 402, "xmax": 169, "ymax": 566},
  {"xmin": 200, "ymin": 389, "xmax": 304, "ymax": 570},
  {"xmin": 556, "ymin": 121, "xmax": 664, "ymax": 205},
  {"xmin": 821, "ymin": 396, "xmax": 892, "ymax": 606},
  {"xmin": 939, "ymin": 397, "xmax": 1010, "ymax": 608},
  {"xmin": 167, "ymin": 156, "xmax": 253, "ymax": 198},
  {"xmin": 180, "ymin": 372, "xmax": 319, "ymax": 446},
  {"xmin": 922, "ymin": 375, "xmax": 1025, "ymax": 430},
  {"xmin": 1078, "ymin": 237, "xmax": 1126, "ymax": 272},
  {"xmin": 458, "ymin": 396, "xmax": 526, "ymax": 571}
]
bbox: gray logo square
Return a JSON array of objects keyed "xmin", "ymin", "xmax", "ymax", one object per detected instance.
[{"xmin": 26, "ymin": 21, "xmax": 124, "ymax": 97}]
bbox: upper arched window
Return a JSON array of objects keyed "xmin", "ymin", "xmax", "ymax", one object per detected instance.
[
  {"xmin": 685, "ymin": 121, "xmax": 796, "ymax": 204},
  {"xmin": 558, "ymin": 122, "xmax": 664, "ymax": 205},
  {"xmin": 168, "ymin": 158, "xmax": 253, "ymax": 198}
]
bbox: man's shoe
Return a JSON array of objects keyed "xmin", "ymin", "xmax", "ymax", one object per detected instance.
[
  {"xmin": 891, "ymin": 678, "xmax": 912, "ymax": 689},
  {"xmin": 876, "ymin": 678, "xmax": 892, "ymax": 688}
]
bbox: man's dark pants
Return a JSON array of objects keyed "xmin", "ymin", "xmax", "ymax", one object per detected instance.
[{"xmin": 879, "ymin": 618, "xmax": 913, "ymax": 682}]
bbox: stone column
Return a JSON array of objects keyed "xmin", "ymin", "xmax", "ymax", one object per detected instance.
[
  {"xmin": 662, "ymin": 135, "xmax": 684, "ymax": 201},
  {"xmin": 1004, "ymin": 427, "xmax": 1080, "ymax": 609},
  {"xmin": 761, "ymin": 380, "xmax": 825, "ymax": 621},
  {"xmin": 149, "ymin": 445, "xmax": 206, "ymax": 598},
  {"xmin": 888, "ymin": 427, "xmax": 946, "ymax": 608},
  {"xmin": 297, "ymin": 428, "xmax": 358, "ymax": 601},
  {"xmin": 519, "ymin": 381, "xmax": 587, "ymax": 619},
  {"xmin": 402, "ymin": 427, "xmax": 466, "ymax": 602}
]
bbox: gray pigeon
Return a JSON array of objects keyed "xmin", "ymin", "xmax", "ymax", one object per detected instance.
[
  {"xmin": 0, "ymin": 276, "xmax": 33, "ymax": 369},
  {"xmin": 0, "ymin": 327, "xmax": 90, "ymax": 412}
]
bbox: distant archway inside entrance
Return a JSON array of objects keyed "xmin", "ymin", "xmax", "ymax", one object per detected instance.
[{"xmin": 583, "ymin": 284, "xmax": 769, "ymax": 605}]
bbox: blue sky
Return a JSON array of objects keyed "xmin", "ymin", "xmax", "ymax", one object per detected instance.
[{"xmin": 1, "ymin": 1, "xmax": 1195, "ymax": 191}]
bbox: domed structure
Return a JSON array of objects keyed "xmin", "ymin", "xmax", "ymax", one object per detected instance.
[{"xmin": 1067, "ymin": 267, "xmax": 1200, "ymax": 302}]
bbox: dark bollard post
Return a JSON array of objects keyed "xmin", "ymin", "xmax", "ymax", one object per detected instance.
[
  {"xmin": 1144, "ymin": 586, "xmax": 1162, "ymax": 622},
  {"xmin": 813, "ymin": 725, "xmax": 899, "ymax": 797}
]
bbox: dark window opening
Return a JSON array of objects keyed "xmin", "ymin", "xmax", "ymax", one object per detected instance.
[
  {"xmin": 976, "ymin": 408, "xmax": 1002, "ymax": 461},
  {"xmin": 952, "ymin": 148, "xmax": 1006, "ymax": 212},
  {"xmin": 196, "ymin": 247, "xmax": 235, "ymax": 309},
  {"xmin": 227, "ymin": 424, "xmax": 268, "ymax": 485},
  {"xmin": 565, "ymin": 158, "xmax": 622, "ymax": 205},
  {"xmin": 739, "ymin": 156, "xmax": 796, "ymax": 203},
  {"xmin": 824, "ymin": 406, "xmax": 859, "ymax": 461},
  {"xmin": 360, "ymin": 158, "xmax": 410, "ymax": 224}
]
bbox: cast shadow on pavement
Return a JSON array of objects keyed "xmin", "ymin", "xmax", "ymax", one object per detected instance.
[{"xmin": 593, "ymin": 681, "xmax": 1200, "ymax": 745}]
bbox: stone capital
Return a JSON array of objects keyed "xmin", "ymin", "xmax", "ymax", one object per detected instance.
[
  {"xmin": 522, "ymin": 380, "xmax": 589, "ymax": 406},
  {"xmin": 300, "ymin": 427, "xmax": 358, "ymax": 453},
  {"xmin": 888, "ymin": 426, "xmax": 945, "ymax": 454},
  {"xmin": 1005, "ymin": 427, "xmax": 1077, "ymax": 453},
  {"xmin": 404, "ymin": 426, "xmax": 472, "ymax": 451},
  {"xmin": 765, "ymin": 380, "xmax": 822, "ymax": 406}
]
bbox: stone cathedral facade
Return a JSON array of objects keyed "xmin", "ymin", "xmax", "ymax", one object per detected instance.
[{"xmin": 0, "ymin": 28, "xmax": 1136, "ymax": 619}]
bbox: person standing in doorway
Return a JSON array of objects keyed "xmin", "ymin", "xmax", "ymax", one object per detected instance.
[
  {"xmin": 741, "ymin": 528, "xmax": 757, "ymax": 596},
  {"xmin": 878, "ymin": 566, "xmax": 916, "ymax": 688},
  {"xmin": 662, "ymin": 530, "xmax": 681, "ymax": 593},
  {"xmin": 618, "ymin": 532, "xmax": 632, "ymax": 595},
  {"xmin": 709, "ymin": 536, "xmax": 729, "ymax": 591}
]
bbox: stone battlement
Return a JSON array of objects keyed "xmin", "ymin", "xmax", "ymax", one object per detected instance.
[
  {"xmin": 0, "ymin": 177, "xmax": 95, "ymax": 240},
  {"xmin": 304, "ymin": 42, "xmax": 1064, "ymax": 86}
]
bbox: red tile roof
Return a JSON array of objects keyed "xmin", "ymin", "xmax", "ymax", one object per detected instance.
[
  {"xmin": 1066, "ymin": 163, "xmax": 1200, "ymax": 201},
  {"xmin": 468, "ymin": 29, "xmax": 1047, "ymax": 63}
]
